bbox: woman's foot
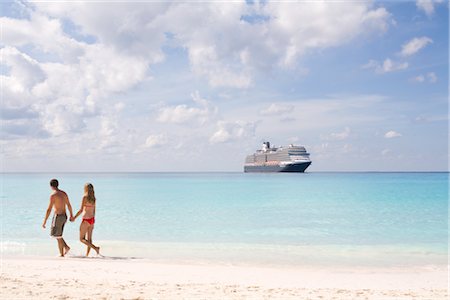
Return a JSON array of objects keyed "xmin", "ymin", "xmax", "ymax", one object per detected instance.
[
  {"xmin": 95, "ymin": 246, "xmax": 100, "ymax": 255},
  {"xmin": 64, "ymin": 246, "xmax": 70, "ymax": 255}
]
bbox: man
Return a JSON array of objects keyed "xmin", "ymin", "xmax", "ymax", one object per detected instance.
[{"xmin": 42, "ymin": 179, "xmax": 74, "ymax": 257}]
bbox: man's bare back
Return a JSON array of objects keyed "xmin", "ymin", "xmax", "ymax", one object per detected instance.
[{"xmin": 51, "ymin": 190, "xmax": 70, "ymax": 215}]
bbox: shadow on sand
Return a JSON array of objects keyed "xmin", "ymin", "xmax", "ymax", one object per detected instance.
[{"xmin": 67, "ymin": 254, "xmax": 140, "ymax": 260}]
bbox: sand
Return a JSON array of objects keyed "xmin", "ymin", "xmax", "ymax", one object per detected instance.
[{"xmin": 0, "ymin": 255, "xmax": 448, "ymax": 299}]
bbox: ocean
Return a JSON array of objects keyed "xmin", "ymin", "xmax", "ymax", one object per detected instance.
[{"xmin": 1, "ymin": 172, "xmax": 447, "ymax": 267}]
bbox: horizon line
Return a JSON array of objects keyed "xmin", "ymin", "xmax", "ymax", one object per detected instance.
[{"xmin": 1, "ymin": 171, "xmax": 449, "ymax": 174}]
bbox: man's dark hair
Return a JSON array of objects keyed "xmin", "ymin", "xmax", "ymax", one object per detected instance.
[{"xmin": 50, "ymin": 179, "xmax": 59, "ymax": 188}]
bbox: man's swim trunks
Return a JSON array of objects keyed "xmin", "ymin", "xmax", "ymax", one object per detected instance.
[{"xmin": 51, "ymin": 213, "xmax": 67, "ymax": 238}]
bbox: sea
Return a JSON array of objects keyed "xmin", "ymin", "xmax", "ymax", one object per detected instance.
[{"xmin": 1, "ymin": 172, "xmax": 447, "ymax": 268}]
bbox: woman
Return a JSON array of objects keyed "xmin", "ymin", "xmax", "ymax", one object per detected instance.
[{"xmin": 73, "ymin": 183, "xmax": 100, "ymax": 256}]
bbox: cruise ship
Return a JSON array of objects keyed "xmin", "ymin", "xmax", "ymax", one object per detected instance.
[{"xmin": 244, "ymin": 142, "xmax": 311, "ymax": 172}]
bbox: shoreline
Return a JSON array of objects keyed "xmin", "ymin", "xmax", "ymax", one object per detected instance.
[
  {"xmin": 1, "ymin": 256, "xmax": 448, "ymax": 299},
  {"xmin": 2, "ymin": 240, "xmax": 447, "ymax": 269}
]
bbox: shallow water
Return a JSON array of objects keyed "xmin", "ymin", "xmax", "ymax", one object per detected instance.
[{"xmin": 1, "ymin": 172, "xmax": 447, "ymax": 267}]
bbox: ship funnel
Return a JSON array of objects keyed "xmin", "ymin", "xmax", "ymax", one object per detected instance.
[{"xmin": 262, "ymin": 141, "xmax": 270, "ymax": 152}]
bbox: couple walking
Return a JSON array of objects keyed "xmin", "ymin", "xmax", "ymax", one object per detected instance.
[{"xmin": 42, "ymin": 179, "xmax": 100, "ymax": 257}]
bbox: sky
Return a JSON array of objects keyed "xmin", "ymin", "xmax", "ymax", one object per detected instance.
[{"xmin": 1, "ymin": 0, "xmax": 448, "ymax": 172}]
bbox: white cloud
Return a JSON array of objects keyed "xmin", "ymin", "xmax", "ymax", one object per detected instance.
[
  {"xmin": 39, "ymin": 98, "xmax": 94, "ymax": 136},
  {"xmin": 381, "ymin": 148, "xmax": 391, "ymax": 156},
  {"xmin": 411, "ymin": 75, "xmax": 426, "ymax": 83},
  {"xmin": 400, "ymin": 36, "xmax": 433, "ymax": 57},
  {"xmin": 364, "ymin": 36, "xmax": 431, "ymax": 76},
  {"xmin": 384, "ymin": 130, "xmax": 402, "ymax": 138},
  {"xmin": 145, "ymin": 133, "xmax": 168, "ymax": 148},
  {"xmin": 157, "ymin": 91, "xmax": 217, "ymax": 124},
  {"xmin": 363, "ymin": 58, "xmax": 408, "ymax": 74},
  {"xmin": 1, "ymin": 12, "xmax": 85, "ymax": 62},
  {"xmin": 416, "ymin": 0, "xmax": 444, "ymax": 17},
  {"xmin": 187, "ymin": 46, "xmax": 252, "ymax": 88},
  {"xmin": 426, "ymin": 72, "xmax": 438, "ymax": 83},
  {"xmin": 414, "ymin": 115, "xmax": 448, "ymax": 123},
  {"xmin": 410, "ymin": 72, "xmax": 438, "ymax": 83},
  {"xmin": 262, "ymin": 2, "xmax": 392, "ymax": 67},
  {"xmin": 114, "ymin": 102, "xmax": 126, "ymax": 112},
  {"xmin": 1, "ymin": 119, "xmax": 49, "ymax": 140},
  {"xmin": 1, "ymin": 7, "xmax": 150, "ymax": 139},
  {"xmin": 321, "ymin": 127, "xmax": 351, "ymax": 141},
  {"xmin": 0, "ymin": 0, "xmax": 394, "ymax": 117},
  {"xmin": 260, "ymin": 103, "xmax": 294, "ymax": 116},
  {"xmin": 32, "ymin": 2, "xmax": 167, "ymax": 63},
  {"xmin": 287, "ymin": 136, "xmax": 299, "ymax": 143},
  {"xmin": 99, "ymin": 116, "xmax": 117, "ymax": 137},
  {"xmin": 209, "ymin": 121, "xmax": 256, "ymax": 144},
  {"xmin": 2, "ymin": 47, "xmax": 46, "ymax": 88},
  {"xmin": 36, "ymin": 2, "xmax": 391, "ymax": 89}
]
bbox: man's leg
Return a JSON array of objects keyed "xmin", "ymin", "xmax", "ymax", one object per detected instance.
[
  {"xmin": 61, "ymin": 238, "xmax": 70, "ymax": 255},
  {"xmin": 57, "ymin": 238, "xmax": 64, "ymax": 257}
]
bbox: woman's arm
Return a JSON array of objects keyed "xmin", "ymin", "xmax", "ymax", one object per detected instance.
[{"xmin": 72, "ymin": 197, "xmax": 85, "ymax": 221}]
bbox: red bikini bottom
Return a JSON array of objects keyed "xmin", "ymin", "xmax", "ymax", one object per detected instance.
[{"xmin": 83, "ymin": 217, "xmax": 95, "ymax": 225}]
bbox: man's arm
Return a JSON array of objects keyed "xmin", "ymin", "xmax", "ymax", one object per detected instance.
[
  {"xmin": 65, "ymin": 193, "xmax": 74, "ymax": 220},
  {"xmin": 42, "ymin": 196, "xmax": 54, "ymax": 228}
]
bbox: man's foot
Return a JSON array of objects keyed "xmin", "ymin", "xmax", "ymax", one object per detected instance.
[{"xmin": 64, "ymin": 246, "xmax": 70, "ymax": 255}]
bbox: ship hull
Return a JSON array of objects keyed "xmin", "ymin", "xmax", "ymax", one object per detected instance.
[{"xmin": 244, "ymin": 162, "xmax": 311, "ymax": 173}]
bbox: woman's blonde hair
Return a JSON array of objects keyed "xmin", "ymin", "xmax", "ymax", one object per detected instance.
[{"xmin": 84, "ymin": 183, "xmax": 96, "ymax": 204}]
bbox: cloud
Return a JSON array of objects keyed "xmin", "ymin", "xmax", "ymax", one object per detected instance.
[
  {"xmin": 144, "ymin": 133, "xmax": 168, "ymax": 148},
  {"xmin": 260, "ymin": 103, "xmax": 294, "ymax": 116},
  {"xmin": 32, "ymin": 2, "xmax": 167, "ymax": 63},
  {"xmin": 1, "ymin": 12, "xmax": 85, "ymax": 62},
  {"xmin": 287, "ymin": 136, "xmax": 299, "ymax": 143},
  {"xmin": 416, "ymin": 0, "xmax": 444, "ymax": 17},
  {"xmin": 363, "ymin": 58, "xmax": 408, "ymax": 74},
  {"xmin": 400, "ymin": 36, "xmax": 433, "ymax": 57},
  {"xmin": 321, "ymin": 127, "xmax": 351, "ymax": 141},
  {"xmin": 0, "ymin": 119, "xmax": 50, "ymax": 140},
  {"xmin": 410, "ymin": 72, "xmax": 438, "ymax": 83},
  {"xmin": 0, "ymin": 106, "xmax": 39, "ymax": 120},
  {"xmin": 411, "ymin": 75, "xmax": 426, "ymax": 83},
  {"xmin": 261, "ymin": 2, "xmax": 392, "ymax": 67},
  {"xmin": 414, "ymin": 115, "xmax": 448, "ymax": 123},
  {"xmin": 2, "ymin": 46, "xmax": 46, "ymax": 88},
  {"xmin": 426, "ymin": 72, "xmax": 438, "ymax": 83},
  {"xmin": 209, "ymin": 121, "xmax": 256, "ymax": 144},
  {"xmin": 157, "ymin": 91, "xmax": 217, "ymax": 124},
  {"xmin": 384, "ymin": 130, "xmax": 402, "ymax": 138},
  {"xmin": 381, "ymin": 148, "xmax": 391, "ymax": 156},
  {"xmin": 1, "ymin": 6, "xmax": 150, "ymax": 139},
  {"xmin": 41, "ymin": 102, "xmax": 88, "ymax": 136},
  {"xmin": 363, "ymin": 36, "xmax": 431, "ymax": 76},
  {"xmin": 33, "ymin": 2, "xmax": 392, "ymax": 89}
]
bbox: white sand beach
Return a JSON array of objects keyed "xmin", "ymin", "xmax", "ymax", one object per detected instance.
[{"xmin": 1, "ymin": 256, "xmax": 447, "ymax": 299}]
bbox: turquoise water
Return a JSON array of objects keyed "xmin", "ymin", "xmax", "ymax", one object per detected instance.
[{"xmin": 1, "ymin": 172, "xmax": 448, "ymax": 267}]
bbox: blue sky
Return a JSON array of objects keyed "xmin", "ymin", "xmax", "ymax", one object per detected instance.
[{"xmin": 1, "ymin": 1, "xmax": 448, "ymax": 172}]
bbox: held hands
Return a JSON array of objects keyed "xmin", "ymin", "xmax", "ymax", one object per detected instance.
[{"xmin": 70, "ymin": 216, "xmax": 75, "ymax": 222}]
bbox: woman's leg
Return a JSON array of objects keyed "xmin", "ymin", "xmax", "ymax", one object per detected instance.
[
  {"xmin": 86, "ymin": 225, "xmax": 95, "ymax": 256},
  {"xmin": 79, "ymin": 221, "xmax": 100, "ymax": 255}
]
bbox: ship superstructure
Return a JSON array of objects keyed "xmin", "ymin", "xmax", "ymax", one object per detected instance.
[{"xmin": 244, "ymin": 142, "xmax": 311, "ymax": 172}]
